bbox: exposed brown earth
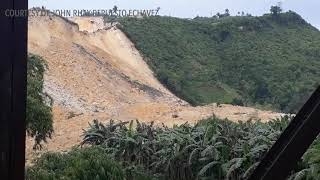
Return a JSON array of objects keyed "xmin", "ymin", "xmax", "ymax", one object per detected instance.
[{"xmin": 26, "ymin": 15, "xmax": 285, "ymax": 161}]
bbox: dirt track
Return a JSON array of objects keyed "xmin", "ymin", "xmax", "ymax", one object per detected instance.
[{"xmin": 26, "ymin": 15, "xmax": 285, "ymax": 161}]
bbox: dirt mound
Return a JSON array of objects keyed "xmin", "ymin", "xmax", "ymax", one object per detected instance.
[
  {"xmin": 68, "ymin": 16, "xmax": 105, "ymax": 33},
  {"xmin": 26, "ymin": 15, "xmax": 285, "ymax": 160}
]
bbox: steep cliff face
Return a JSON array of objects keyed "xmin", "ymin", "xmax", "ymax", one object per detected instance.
[{"xmin": 26, "ymin": 15, "xmax": 284, "ymax": 157}]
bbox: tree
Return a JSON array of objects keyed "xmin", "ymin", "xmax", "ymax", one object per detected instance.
[
  {"xmin": 216, "ymin": 12, "xmax": 221, "ymax": 18},
  {"xmin": 113, "ymin": 5, "xmax": 118, "ymax": 14},
  {"xmin": 27, "ymin": 54, "xmax": 53, "ymax": 149},
  {"xmin": 270, "ymin": 5, "xmax": 282, "ymax": 16},
  {"xmin": 225, "ymin": 9, "xmax": 230, "ymax": 16}
]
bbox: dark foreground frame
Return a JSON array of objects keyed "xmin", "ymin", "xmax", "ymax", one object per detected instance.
[
  {"xmin": 0, "ymin": 0, "xmax": 28, "ymax": 180},
  {"xmin": 249, "ymin": 86, "xmax": 320, "ymax": 180}
]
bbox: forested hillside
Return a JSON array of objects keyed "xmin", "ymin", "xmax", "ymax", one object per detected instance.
[{"xmin": 118, "ymin": 11, "xmax": 320, "ymax": 113}]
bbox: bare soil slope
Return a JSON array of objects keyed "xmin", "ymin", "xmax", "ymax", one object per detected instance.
[{"xmin": 26, "ymin": 15, "xmax": 284, "ymax": 159}]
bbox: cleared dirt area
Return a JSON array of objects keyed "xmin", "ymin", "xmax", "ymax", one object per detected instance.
[{"xmin": 26, "ymin": 15, "xmax": 285, "ymax": 161}]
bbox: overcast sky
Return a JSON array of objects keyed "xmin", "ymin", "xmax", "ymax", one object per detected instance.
[{"xmin": 29, "ymin": 0, "xmax": 320, "ymax": 29}]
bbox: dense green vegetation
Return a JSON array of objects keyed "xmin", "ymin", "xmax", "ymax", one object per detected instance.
[
  {"xmin": 28, "ymin": 117, "xmax": 320, "ymax": 180},
  {"xmin": 27, "ymin": 54, "xmax": 53, "ymax": 149},
  {"xmin": 81, "ymin": 118, "xmax": 286, "ymax": 179},
  {"xmin": 118, "ymin": 10, "xmax": 320, "ymax": 113},
  {"xmin": 26, "ymin": 147, "xmax": 125, "ymax": 180}
]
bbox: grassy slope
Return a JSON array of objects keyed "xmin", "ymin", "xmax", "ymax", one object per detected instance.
[{"xmin": 118, "ymin": 12, "xmax": 320, "ymax": 113}]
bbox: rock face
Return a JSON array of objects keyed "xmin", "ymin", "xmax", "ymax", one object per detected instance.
[
  {"xmin": 68, "ymin": 16, "xmax": 105, "ymax": 33},
  {"xmin": 26, "ymin": 14, "xmax": 285, "ymax": 157}
]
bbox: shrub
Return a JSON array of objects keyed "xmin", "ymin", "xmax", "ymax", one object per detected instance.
[
  {"xmin": 26, "ymin": 147, "xmax": 125, "ymax": 180},
  {"xmin": 231, "ymin": 98, "xmax": 244, "ymax": 106}
]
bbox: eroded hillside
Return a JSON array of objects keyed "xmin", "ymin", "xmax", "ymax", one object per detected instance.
[{"xmin": 26, "ymin": 14, "xmax": 284, "ymax": 158}]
